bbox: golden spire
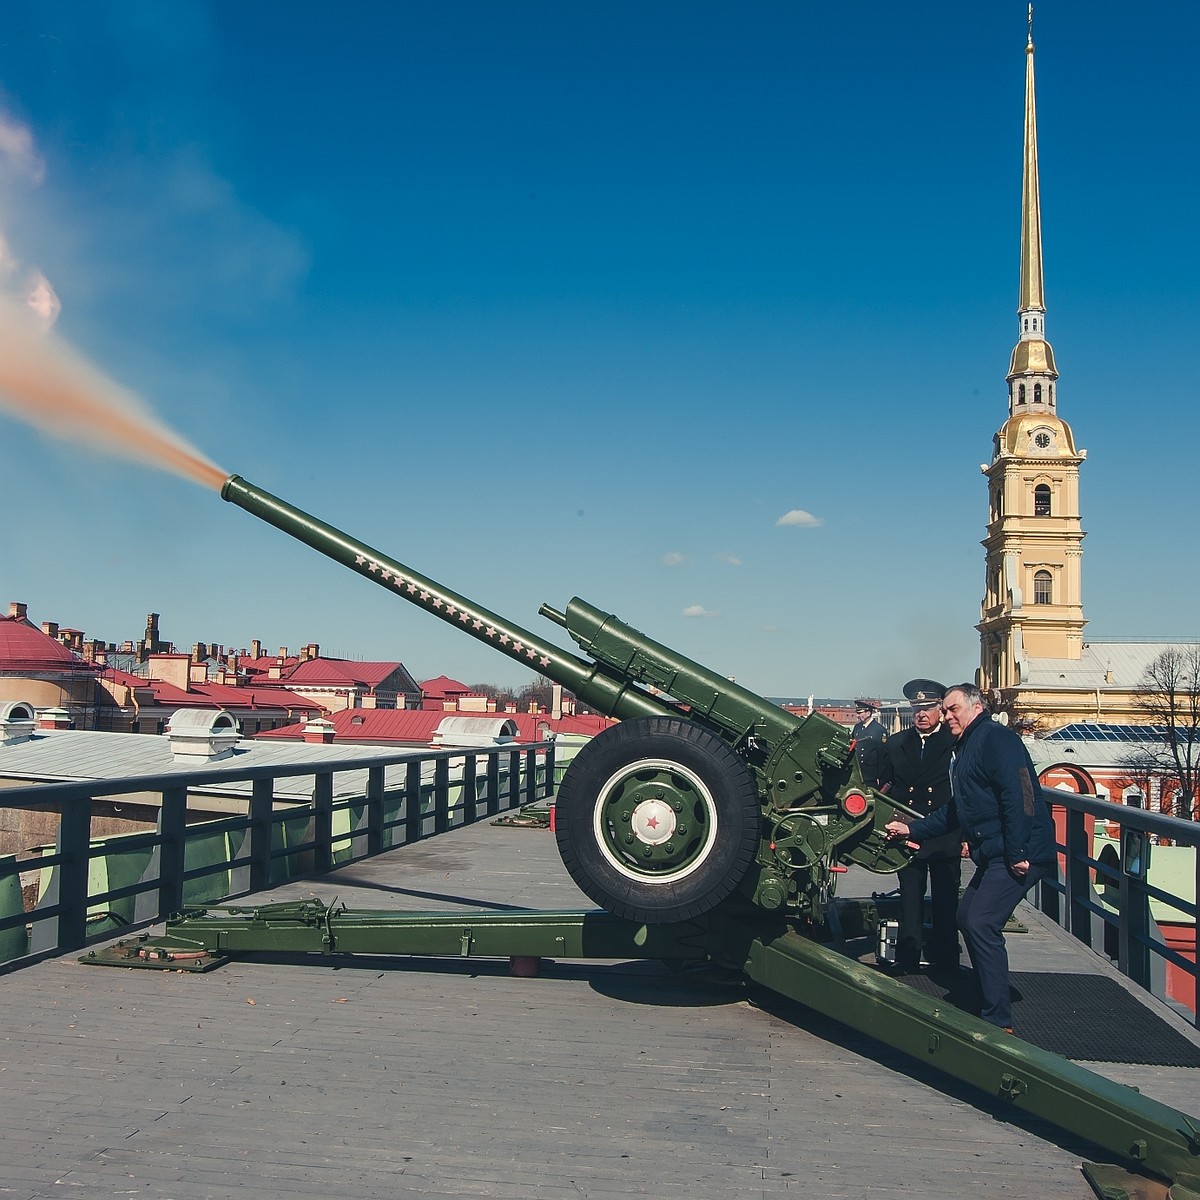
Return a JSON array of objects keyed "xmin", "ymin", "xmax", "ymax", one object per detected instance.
[
  {"xmin": 1019, "ymin": 4, "xmax": 1044, "ymax": 313},
  {"xmin": 1007, "ymin": 4, "xmax": 1057, "ymax": 395}
]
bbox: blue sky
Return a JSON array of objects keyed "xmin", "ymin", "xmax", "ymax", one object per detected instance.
[{"xmin": 0, "ymin": 2, "xmax": 1196, "ymax": 697}]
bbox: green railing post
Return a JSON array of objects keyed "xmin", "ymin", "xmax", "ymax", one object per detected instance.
[
  {"xmin": 486, "ymin": 751, "xmax": 501, "ymax": 817},
  {"xmin": 366, "ymin": 765, "xmax": 384, "ymax": 856},
  {"xmin": 158, "ymin": 787, "xmax": 188, "ymax": 919},
  {"xmin": 1066, "ymin": 808, "xmax": 1093, "ymax": 949},
  {"xmin": 248, "ymin": 777, "xmax": 274, "ymax": 894},
  {"xmin": 463, "ymin": 754, "xmax": 479, "ymax": 825},
  {"xmin": 405, "ymin": 760, "xmax": 422, "ymax": 844},
  {"xmin": 313, "ymin": 772, "xmax": 333, "ymax": 874},
  {"xmin": 56, "ymin": 797, "xmax": 92, "ymax": 951},
  {"xmin": 434, "ymin": 757, "xmax": 451, "ymax": 835}
]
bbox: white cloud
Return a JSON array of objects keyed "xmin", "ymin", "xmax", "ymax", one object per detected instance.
[
  {"xmin": 776, "ymin": 509, "xmax": 823, "ymax": 528},
  {"xmin": 662, "ymin": 551, "xmax": 687, "ymax": 567},
  {"xmin": 682, "ymin": 604, "xmax": 719, "ymax": 619},
  {"xmin": 0, "ymin": 114, "xmax": 45, "ymax": 185},
  {"xmin": 716, "ymin": 553, "xmax": 742, "ymax": 566},
  {"xmin": 26, "ymin": 271, "xmax": 60, "ymax": 329}
]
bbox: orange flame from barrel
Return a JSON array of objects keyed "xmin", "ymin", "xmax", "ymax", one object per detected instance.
[{"xmin": 0, "ymin": 297, "xmax": 226, "ymax": 491}]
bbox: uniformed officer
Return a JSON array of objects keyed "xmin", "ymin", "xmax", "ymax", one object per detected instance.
[
  {"xmin": 850, "ymin": 697, "xmax": 887, "ymax": 788},
  {"xmin": 877, "ymin": 678, "xmax": 961, "ymax": 973}
]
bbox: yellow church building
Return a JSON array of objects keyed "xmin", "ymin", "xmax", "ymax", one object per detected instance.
[{"xmin": 976, "ymin": 16, "xmax": 1192, "ymax": 733}]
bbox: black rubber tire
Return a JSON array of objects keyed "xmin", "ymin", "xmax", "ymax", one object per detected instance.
[{"xmin": 554, "ymin": 716, "xmax": 761, "ymax": 924}]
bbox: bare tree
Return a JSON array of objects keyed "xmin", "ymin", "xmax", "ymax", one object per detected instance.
[
  {"xmin": 516, "ymin": 674, "xmax": 556, "ymax": 713},
  {"xmin": 1133, "ymin": 645, "xmax": 1200, "ymax": 821},
  {"xmin": 467, "ymin": 681, "xmax": 518, "ymax": 709}
]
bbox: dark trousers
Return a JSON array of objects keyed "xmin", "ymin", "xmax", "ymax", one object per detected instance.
[
  {"xmin": 896, "ymin": 854, "xmax": 962, "ymax": 970},
  {"xmin": 958, "ymin": 858, "xmax": 1052, "ymax": 1027}
]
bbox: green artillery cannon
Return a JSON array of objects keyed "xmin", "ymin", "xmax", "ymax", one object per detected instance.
[
  {"xmin": 81, "ymin": 474, "xmax": 1200, "ymax": 1198},
  {"xmin": 220, "ymin": 474, "xmax": 914, "ymax": 927}
]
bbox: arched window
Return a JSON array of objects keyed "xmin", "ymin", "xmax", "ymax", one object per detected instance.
[
  {"xmin": 1018, "ymin": 383, "xmax": 1026, "ymax": 404},
  {"xmin": 1048, "ymin": 383, "xmax": 1054, "ymax": 405},
  {"xmin": 1034, "ymin": 484, "xmax": 1051, "ymax": 516},
  {"xmin": 1023, "ymin": 318, "xmax": 1029, "ymax": 331},
  {"xmin": 1033, "ymin": 571, "xmax": 1052, "ymax": 604},
  {"xmin": 1034, "ymin": 382, "xmax": 1042, "ymax": 404}
]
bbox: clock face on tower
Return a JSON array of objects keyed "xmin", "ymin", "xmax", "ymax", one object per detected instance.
[{"xmin": 1034, "ymin": 430, "xmax": 1052, "ymax": 450}]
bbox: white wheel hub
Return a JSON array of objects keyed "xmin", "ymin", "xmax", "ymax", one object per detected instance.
[{"xmin": 630, "ymin": 797, "xmax": 676, "ymax": 845}]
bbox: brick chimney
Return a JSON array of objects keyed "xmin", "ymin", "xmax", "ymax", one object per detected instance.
[
  {"xmin": 147, "ymin": 653, "xmax": 191, "ymax": 691},
  {"xmin": 37, "ymin": 707, "xmax": 73, "ymax": 731},
  {"xmin": 189, "ymin": 661, "xmax": 208, "ymax": 686},
  {"xmin": 251, "ymin": 639, "xmax": 262, "ymax": 659},
  {"xmin": 8, "ymin": 601, "xmax": 28, "ymax": 621},
  {"xmin": 301, "ymin": 718, "xmax": 336, "ymax": 744},
  {"xmin": 41, "ymin": 620, "xmax": 59, "ymax": 639}
]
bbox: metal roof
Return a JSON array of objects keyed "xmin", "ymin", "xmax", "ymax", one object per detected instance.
[
  {"xmin": 1022, "ymin": 642, "xmax": 1197, "ymax": 689},
  {"xmin": 0, "ymin": 726, "xmax": 430, "ymax": 801}
]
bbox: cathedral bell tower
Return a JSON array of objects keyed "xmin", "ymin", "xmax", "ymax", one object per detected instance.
[{"xmin": 977, "ymin": 8, "xmax": 1087, "ymax": 696}]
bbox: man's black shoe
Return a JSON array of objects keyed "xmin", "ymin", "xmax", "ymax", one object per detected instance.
[{"xmin": 928, "ymin": 962, "xmax": 969, "ymax": 980}]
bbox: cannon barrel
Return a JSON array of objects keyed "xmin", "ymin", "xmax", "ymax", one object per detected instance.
[
  {"xmin": 221, "ymin": 473, "xmax": 914, "ymax": 926},
  {"xmin": 221, "ymin": 475, "xmax": 676, "ymax": 721}
]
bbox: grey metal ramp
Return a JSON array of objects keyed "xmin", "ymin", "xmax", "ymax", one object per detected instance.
[{"xmin": 1, "ymin": 820, "xmax": 1194, "ymax": 1200}]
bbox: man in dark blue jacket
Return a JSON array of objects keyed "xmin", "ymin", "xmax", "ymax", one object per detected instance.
[{"xmin": 884, "ymin": 682, "xmax": 1056, "ymax": 1031}]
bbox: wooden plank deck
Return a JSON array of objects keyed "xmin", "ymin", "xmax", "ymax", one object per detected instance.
[{"xmin": 2, "ymin": 820, "xmax": 1197, "ymax": 1200}]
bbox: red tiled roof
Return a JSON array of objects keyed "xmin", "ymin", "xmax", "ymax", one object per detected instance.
[
  {"xmin": 94, "ymin": 666, "xmax": 321, "ymax": 712},
  {"xmin": 419, "ymin": 675, "xmax": 475, "ymax": 698},
  {"xmin": 190, "ymin": 682, "xmax": 320, "ymax": 711},
  {"xmin": 0, "ymin": 617, "xmax": 92, "ymax": 672},
  {"xmin": 285, "ymin": 659, "xmax": 409, "ymax": 688},
  {"xmin": 239, "ymin": 655, "xmax": 299, "ymax": 676},
  {"xmin": 258, "ymin": 709, "xmax": 445, "ymax": 743}
]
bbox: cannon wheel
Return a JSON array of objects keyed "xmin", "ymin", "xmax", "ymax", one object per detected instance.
[{"xmin": 554, "ymin": 717, "xmax": 760, "ymax": 924}]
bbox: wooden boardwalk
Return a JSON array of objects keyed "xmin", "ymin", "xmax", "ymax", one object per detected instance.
[{"xmin": 2, "ymin": 821, "xmax": 1198, "ymax": 1200}]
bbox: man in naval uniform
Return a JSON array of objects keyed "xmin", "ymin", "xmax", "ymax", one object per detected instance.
[
  {"xmin": 850, "ymin": 698, "xmax": 887, "ymax": 788},
  {"xmin": 877, "ymin": 679, "xmax": 961, "ymax": 973}
]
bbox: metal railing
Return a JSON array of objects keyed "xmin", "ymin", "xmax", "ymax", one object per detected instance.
[
  {"xmin": 0, "ymin": 740, "xmax": 554, "ymax": 968},
  {"xmin": 1036, "ymin": 786, "xmax": 1199, "ymax": 1025}
]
